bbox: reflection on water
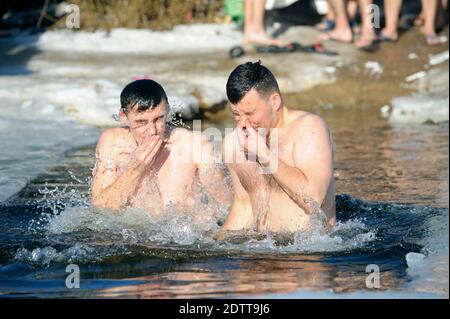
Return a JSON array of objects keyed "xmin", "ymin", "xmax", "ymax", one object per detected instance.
[{"xmin": 96, "ymin": 254, "xmax": 404, "ymax": 298}]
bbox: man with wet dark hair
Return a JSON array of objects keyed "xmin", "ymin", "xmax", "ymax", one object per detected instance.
[
  {"xmin": 226, "ymin": 60, "xmax": 281, "ymax": 106},
  {"xmin": 92, "ymin": 79, "xmax": 225, "ymax": 215},
  {"xmin": 222, "ymin": 61, "xmax": 336, "ymax": 232}
]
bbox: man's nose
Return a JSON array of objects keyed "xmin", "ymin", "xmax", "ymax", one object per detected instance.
[
  {"xmin": 238, "ymin": 116, "xmax": 248, "ymax": 127},
  {"xmin": 146, "ymin": 122, "xmax": 157, "ymax": 136}
]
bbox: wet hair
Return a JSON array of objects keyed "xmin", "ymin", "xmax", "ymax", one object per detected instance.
[
  {"xmin": 120, "ymin": 79, "xmax": 168, "ymax": 114},
  {"xmin": 226, "ymin": 60, "xmax": 281, "ymax": 105}
]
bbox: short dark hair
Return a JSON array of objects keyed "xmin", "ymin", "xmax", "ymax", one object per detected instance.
[
  {"xmin": 120, "ymin": 79, "xmax": 168, "ymax": 114},
  {"xmin": 226, "ymin": 61, "xmax": 281, "ymax": 105}
]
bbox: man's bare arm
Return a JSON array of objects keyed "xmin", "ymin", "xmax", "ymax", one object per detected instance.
[
  {"xmin": 220, "ymin": 133, "xmax": 254, "ymax": 231},
  {"xmin": 255, "ymin": 116, "xmax": 333, "ymax": 215},
  {"xmin": 196, "ymin": 133, "xmax": 232, "ymax": 207},
  {"xmin": 91, "ymin": 129, "xmax": 162, "ymax": 211}
]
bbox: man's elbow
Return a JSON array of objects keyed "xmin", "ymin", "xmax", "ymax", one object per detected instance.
[
  {"xmin": 92, "ymin": 193, "xmax": 107, "ymax": 209},
  {"xmin": 91, "ymin": 193, "xmax": 122, "ymax": 211},
  {"xmin": 299, "ymin": 191, "xmax": 325, "ymax": 215}
]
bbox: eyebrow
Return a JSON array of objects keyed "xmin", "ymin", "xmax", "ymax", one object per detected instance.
[{"xmin": 133, "ymin": 112, "xmax": 165, "ymax": 120}]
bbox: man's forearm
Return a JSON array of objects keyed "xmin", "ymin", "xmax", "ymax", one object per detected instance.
[
  {"xmin": 199, "ymin": 164, "xmax": 231, "ymax": 206},
  {"xmin": 93, "ymin": 166, "xmax": 144, "ymax": 211},
  {"xmin": 259, "ymin": 152, "xmax": 320, "ymax": 215}
]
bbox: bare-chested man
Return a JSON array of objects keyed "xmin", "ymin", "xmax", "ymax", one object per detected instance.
[
  {"xmin": 222, "ymin": 61, "xmax": 336, "ymax": 233},
  {"xmin": 92, "ymin": 79, "xmax": 224, "ymax": 215}
]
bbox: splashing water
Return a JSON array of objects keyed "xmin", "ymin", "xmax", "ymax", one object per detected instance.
[
  {"xmin": 10, "ymin": 177, "xmax": 381, "ymax": 261},
  {"xmin": 0, "ymin": 171, "xmax": 447, "ymax": 298}
]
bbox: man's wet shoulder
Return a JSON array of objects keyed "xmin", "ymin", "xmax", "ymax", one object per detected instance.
[
  {"xmin": 97, "ymin": 127, "xmax": 132, "ymax": 149},
  {"xmin": 169, "ymin": 127, "xmax": 194, "ymax": 144},
  {"xmin": 289, "ymin": 110, "xmax": 327, "ymax": 131}
]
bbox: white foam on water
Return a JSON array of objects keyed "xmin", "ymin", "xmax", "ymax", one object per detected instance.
[
  {"xmin": 40, "ymin": 174, "xmax": 229, "ymax": 246},
  {"xmin": 42, "ymin": 196, "xmax": 376, "ymax": 256},
  {"xmin": 14, "ymin": 243, "xmax": 101, "ymax": 267},
  {"xmin": 220, "ymin": 218, "xmax": 376, "ymax": 254}
]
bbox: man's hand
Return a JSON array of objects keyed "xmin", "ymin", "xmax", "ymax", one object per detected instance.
[
  {"xmin": 236, "ymin": 120, "xmax": 270, "ymax": 164},
  {"xmin": 129, "ymin": 135, "xmax": 163, "ymax": 172}
]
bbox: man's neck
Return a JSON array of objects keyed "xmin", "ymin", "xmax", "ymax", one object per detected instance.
[{"xmin": 273, "ymin": 107, "xmax": 289, "ymax": 130}]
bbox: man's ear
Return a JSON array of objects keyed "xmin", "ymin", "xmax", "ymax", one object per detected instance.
[
  {"xmin": 119, "ymin": 110, "xmax": 128, "ymax": 125},
  {"xmin": 270, "ymin": 93, "xmax": 282, "ymax": 112}
]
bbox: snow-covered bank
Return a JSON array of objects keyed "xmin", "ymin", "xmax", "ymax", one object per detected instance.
[
  {"xmin": 1, "ymin": 24, "xmax": 345, "ymax": 127},
  {"xmin": 7, "ymin": 24, "xmax": 242, "ymax": 55},
  {"xmin": 0, "ymin": 102, "xmax": 99, "ymax": 202},
  {"xmin": 0, "ymin": 71, "xmax": 202, "ymax": 124}
]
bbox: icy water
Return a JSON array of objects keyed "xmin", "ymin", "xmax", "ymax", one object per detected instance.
[
  {"xmin": 0, "ymin": 25, "xmax": 448, "ymax": 298},
  {"xmin": 0, "ymin": 110, "xmax": 447, "ymax": 298}
]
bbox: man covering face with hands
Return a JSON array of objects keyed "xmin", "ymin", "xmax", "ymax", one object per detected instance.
[
  {"xmin": 92, "ymin": 79, "xmax": 225, "ymax": 215},
  {"xmin": 222, "ymin": 61, "xmax": 336, "ymax": 233}
]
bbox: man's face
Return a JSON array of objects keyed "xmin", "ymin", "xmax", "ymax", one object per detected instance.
[
  {"xmin": 122, "ymin": 102, "xmax": 168, "ymax": 145},
  {"xmin": 230, "ymin": 89, "xmax": 278, "ymax": 132}
]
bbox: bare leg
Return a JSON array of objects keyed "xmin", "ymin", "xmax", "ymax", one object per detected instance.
[
  {"xmin": 243, "ymin": 0, "xmax": 281, "ymax": 46},
  {"xmin": 326, "ymin": 0, "xmax": 337, "ymax": 21},
  {"xmin": 318, "ymin": 0, "xmax": 353, "ymax": 43},
  {"xmin": 252, "ymin": 0, "xmax": 267, "ymax": 35},
  {"xmin": 316, "ymin": 0, "xmax": 336, "ymax": 31},
  {"xmin": 436, "ymin": 0, "xmax": 448, "ymax": 30},
  {"xmin": 422, "ymin": 0, "xmax": 438, "ymax": 35},
  {"xmin": 381, "ymin": 0, "xmax": 402, "ymax": 41},
  {"xmin": 355, "ymin": 0, "xmax": 377, "ymax": 48},
  {"xmin": 243, "ymin": 0, "xmax": 254, "ymax": 43},
  {"xmin": 347, "ymin": 0, "xmax": 361, "ymax": 34},
  {"xmin": 421, "ymin": 0, "xmax": 442, "ymax": 45},
  {"xmin": 415, "ymin": 9, "xmax": 425, "ymax": 26},
  {"xmin": 347, "ymin": 0, "xmax": 358, "ymax": 21}
]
